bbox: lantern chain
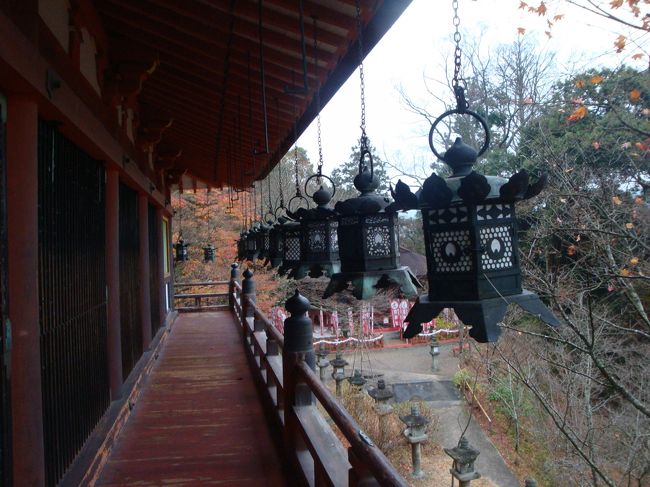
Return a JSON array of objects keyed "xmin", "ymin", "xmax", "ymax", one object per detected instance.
[
  {"xmin": 355, "ymin": 0, "xmax": 368, "ymax": 151},
  {"xmin": 293, "ymin": 121, "xmax": 301, "ymax": 196},
  {"xmin": 451, "ymin": 0, "xmax": 468, "ymax": 111},
  {"xmin": 313, "ymin": 17, "xmax": 323, "ymax": 182}
]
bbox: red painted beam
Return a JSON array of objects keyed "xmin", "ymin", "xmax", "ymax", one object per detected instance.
[
  {"xmin": 106, "ymin": 169, "xmax": 123, "ymax": 399},
  {"xmin": 139, "ymin": 193, "xmax": 152, "ymax": 350},
  {"xmin": 7, "ymin": 95, "xmax": 45, "ymax": 487}
]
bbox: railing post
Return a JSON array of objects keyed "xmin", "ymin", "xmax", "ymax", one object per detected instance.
[
  {"xmin": 282, "ymin": 290, "xmax": 315, "ymax": 482},
  {"xmin": 229, "ymin": 262, "xmax": 240, "ymax": 311},
  {"xmin": 241, "ymin": 268, "xmax": 255, "ymax": 341}
]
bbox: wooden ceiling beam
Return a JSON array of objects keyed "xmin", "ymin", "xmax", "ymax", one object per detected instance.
[{"xmin": 152, "ymin": 0, "xmax": 347, "ymax": 50}]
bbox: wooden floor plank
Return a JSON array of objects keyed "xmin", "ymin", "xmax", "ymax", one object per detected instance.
[{"xmin": 95, "ymin": 312, "xmax": 288, "ymax": 487}]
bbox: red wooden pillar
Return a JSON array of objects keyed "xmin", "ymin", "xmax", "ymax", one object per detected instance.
[
  {"xmin": 138, "ymin": 194, "xmax": 152, "ymax": 349},
  {"xmin": 6, "ymin": 95, "xmax": 45, "ymax": 486},
  {"xmin": 156, "ymin": 208, "xmax": 167, "ymax": 324},
  {"xmin": 106, "ymin": 169, "xmax": 123, "ymax": 399}
]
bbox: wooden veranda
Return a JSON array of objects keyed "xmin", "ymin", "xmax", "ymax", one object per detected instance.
[{"xmin": 94, "ymin": 311, "xmax": 287, "ymax": 486}]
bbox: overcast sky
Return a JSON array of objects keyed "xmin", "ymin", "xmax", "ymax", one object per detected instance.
[{"xmin": 295, "ymin": 0, "xmax": 648, "ymax": 184}]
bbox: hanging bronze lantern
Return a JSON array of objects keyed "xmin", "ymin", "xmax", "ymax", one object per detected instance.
[
  {"xmin": 394, "ymin": 111, "xmax": 559, "ymax": 343},
  {"xmin": 393, "ymin": 0, "xmax": 558, "ymax": 343},
  {"xmin": 266, "ymin": 219, "xmax": 284, "ymax": 268},
  {"xmin": 203, "ymin": 243, "xmax": 216, "ymax": 263},
  {"xmin": 254, "ymin": 219, "xmax": 272, "ymax": 262},
  {"xmin": 244, "ymin": 223, "xmax": 260, "ymax": 261},
  {"xmin": 175, "ymin": 236, "xmax": 188, "ymax": 262},
  {"xmin": 237, "ymin": 231, "xmax": 247, "ymax": 261},
  {"xmin": 288, "ymin": 181, "xmax": 340, "ymax": 279},
  {"xmin": 323, "ymin": 148, "xmax": 420, "ymax": 300},
  {"xmin": 277, "ymin": 218, "xmax": 302, "ymax": 276}
]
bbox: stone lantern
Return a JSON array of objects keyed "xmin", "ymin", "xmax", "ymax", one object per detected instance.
[
  {"xmin": 444, "ymin": 436, "xmax": 481, "ymax": 486},
  {"xmin": 348, "ymin": 368, "xmax": 366, "ymax": 391},
  {"xmin": 315, "ymin": 343, "xmax": 330, "ymax": 381},
  {"xmin": 368, "ymin": 379, "xmax": 393, "ymax": 414},
  {"xmin": 394, "ymin": 122, "xmax": 559, "ymax": 342},
  {"xmin": 430, "ymin": 336, "xmax": 441, "ymax": 371},
  {"xmin": 400, "ymin": 404, "xmax": 429, "ymax": 479},
  {"xmin": 330, "ymin": 352, "xmax": 348, "ymax": 397}
]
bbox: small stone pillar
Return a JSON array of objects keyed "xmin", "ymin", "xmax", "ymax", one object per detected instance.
[
  {"xmin": 430, "ymin": 335, "xmax": 440, "ymax": 372},
  {"xmin": 444, "ymin": 436, "xmax": 481, "ymax": 487},
  {"xmin": 241, "ymin": 268, "xmax": 256, "ymax": 343},
  {"xmin": 316, "ymin": 343, "xmax": 330, "ymax": 381},
  {"xmin": 400, "ymin": 404, "xmax": 430, "ymax": 479},
  {"xmin": 330, "ymin": 352, "xmax": 348, "ymax": 397},
  {"xmin": 369, "ymin": 379, "xmax": 394, "ymax": 448},
  {"xmin": 229, "ymin": 262, "xmax": 240, "ymax": 310}
]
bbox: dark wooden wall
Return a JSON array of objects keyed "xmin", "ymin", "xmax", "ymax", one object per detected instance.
[{"xmin": 37, "ymin": 121, "xmax": 110, "ymax": 487}]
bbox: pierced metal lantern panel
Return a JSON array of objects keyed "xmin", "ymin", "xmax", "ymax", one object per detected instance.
[
  {"xmin": 175, "ymin": 240, "xmax": 188, "ymax": 262},
  {"xmin": 339, "ymin": 213, "xmax": 399, "ymax": 273},
  {"xmin": 203, "ymin": 244, "xmax": 216, "ymax": 262},
  {"xmin": 245, "ymin": 229, "xmax": 259, "ymax": 261},
  {"xmin": 283, "ymin": 222, "xmax": 302, "ymax": 265},
  {"xmin": 423, "ymin": 201, "xmax": 521, "ymax": 302},
  {"xmin": 267, "ymin": 224, "xmax": 284, "ymax": 268}
]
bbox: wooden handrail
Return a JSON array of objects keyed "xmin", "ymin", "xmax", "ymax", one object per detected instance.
[
  {"xmin": 174, "ymin": 281, "xmax": 229, "ymax": 287},
  {"xmin": 229, "ymin": 269, "xmax": 408, "ymax": 486},
  {"xmin": 296, "ymin": 360, "xmax": 409, "ymax": 487},
  {"xmin": 250, "ymin": 298, "xmax": 284, "ymax": 348}
]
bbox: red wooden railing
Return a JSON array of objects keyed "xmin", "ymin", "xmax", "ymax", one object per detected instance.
[{"xmin": 229, "ymin": 265, "xmax": 408, "ymax": 487}]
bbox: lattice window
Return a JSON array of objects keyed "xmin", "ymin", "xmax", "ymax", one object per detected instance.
[
  {"xmin": 263, "ymin": 234, "xmax": 270, "ymax": 252},
  {"xmin": 366, "ymin": 224, "xmax": 392, "ymax": 257},
  {"xmin": 430, "ymin": 229, "xmax": 472, "ymax": 273},
  {"xmin": 480, "ymin": 225, "xmax": 513, "ymax": 270}
]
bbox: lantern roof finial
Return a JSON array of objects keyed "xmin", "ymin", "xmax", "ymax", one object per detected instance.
[{"xmin": 443, "ymin": 137, "xmax": 477, "ymax": 177}]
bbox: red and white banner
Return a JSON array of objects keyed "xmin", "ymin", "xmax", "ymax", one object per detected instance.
[
  {"xmin": 361, "ymin": 303, "xmax": 371, "ymax": 335},
  {"xmin": 331, "ymin": 311, "xmax": 339, "ymax": 337},
  {"xmin": 347, "ymin": 308, "xmax": 354, "ymax": 336},
  {"xmin": 318, "ymin": 308, "xmax": 324, "ymax": 337},
  {"xmin": 272, "ymin": 306, "xmax": 286, "ymax": 335},
  {"xmin": 390, "ymin": 300, "xmax": 401, "ymax": 328},
  {"xmin": 390, "ymin": 299, "xmax": 412, "ymax": 331}
]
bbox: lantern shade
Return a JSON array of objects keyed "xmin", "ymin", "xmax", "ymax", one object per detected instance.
[
  {"xmin": 236, "ymin": 231, "xmax": 246, "ymax": 261},
  {"xmin": 254, "ymin": 220, "xmax": 272, "ymax": 262},
  {"xmin": 203, "ymin": 243, "xmax": 215, "ymax": 262},
  {"xmin": 266, "ymin": 221, "xmax": 285, "ymax": 268},
  {"xmin": 324, "ymin": 165, "xmax": 421, "ymax": 300},
  {"xmin": 244, "ymin": 224, "xmax": 260, "ymax": 261},
  {"xmin": 277, "ymin": 219, "xmax": 302, "ymax": 276},
  {"xmin": 175, "ymin": 238, "xmax": 188, "ymax": 262},
  {"xmin": 287, "ymin": 186, "xmax": 341, "ymax": 279},
  {"xmin": 392, "ymin": 137, "xmax": 559, "ymax": 343}
]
